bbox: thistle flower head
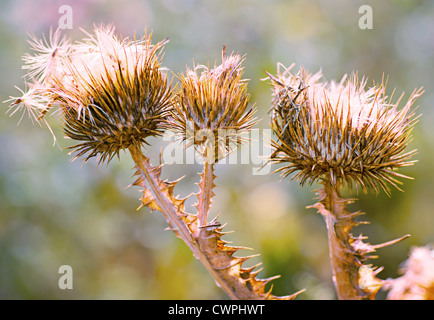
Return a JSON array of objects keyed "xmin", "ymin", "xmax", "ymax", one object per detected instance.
[
  {"xmin": 171, "ymin": 47, "xmax": 256, "ymax": 163},
  {"xmin": 9, "ymin": 26, "xmax": 172, "ymax": 164},
  {"xmin": 268, "ymin": 64, "xmax": 423, "ymax": 194}
]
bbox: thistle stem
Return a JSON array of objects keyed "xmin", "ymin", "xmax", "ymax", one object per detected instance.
[
  {"xmin": 128, "ymin": 146, "xmax": 239, "ymax": 299},
  {"xmin": 312, "ymin": 181, "xmax": 366, "ymax": 300},
  {"xmin": 197, "ymin": 162, "xmax": 215, "ymax": 227},
  {"xmin": 323, "ymin": 185, "xmax": 361, "ymax": 299},
  {"xmin": 310, "ymin": 180, "xmax": 410, "ymax": 299},
  {"xmin": 128, "ymin": 145, "xmax": 299, "ymax": 300}
]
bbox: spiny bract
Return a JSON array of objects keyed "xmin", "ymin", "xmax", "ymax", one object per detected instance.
[
  {"xmin": 267, "ymin": 64, "xmax": 423, "ymax": 195},
  {"xmin": 170, "ymin": 47, "xmax": 257, "ymax": 163},
  {"xmin": 9, "ymin": 25, "xmax": 172, "ymax": 164}
]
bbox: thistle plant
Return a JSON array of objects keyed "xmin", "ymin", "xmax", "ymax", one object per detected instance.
[
  {"xmin": 170, "ymin": 47, "xmax": 256, "ymax": 226},
  {"xmin": 8, "ymin": 26, "xmax": 300, "ymax": 300},
  {"xmin": 163, "ymin": 48, "xmax": 300, "ymax": 299},
  {"xmin": 267, "ymin": 64, "xmax": 423, "ymax": 299},
  {"xmin": 8, "ymin": 25, "xmax": 429, "ymax": 300}
]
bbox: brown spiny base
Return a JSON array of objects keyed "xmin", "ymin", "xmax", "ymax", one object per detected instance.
[
  {"xmin": 308, "ymin": 183, "xmax": 409, "ymax": 300},
  {"xmin": 130, "ymin": 147, "xmax": 302, "ymax": 300}
]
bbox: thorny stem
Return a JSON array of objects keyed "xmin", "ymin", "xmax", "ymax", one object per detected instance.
[
  {"xmin": 197, "ymin": 162, "xmax": 215, "ymax": 227},
  {"xmin": 310, "ymin": 180, "xmax": 410, "ymax": 300},
  {"xmin": 128, "ymin": 146, "xmax": 239, "ymax": 299},
  {"xmin": 319, "ymin": 181, "xmax": 364, "ymax": 299},
  {"xmin": 128, "ymin": 146, "xmax": 298, "ymax": 300}
]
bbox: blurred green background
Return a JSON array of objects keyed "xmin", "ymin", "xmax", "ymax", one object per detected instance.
[{"xmin": 0, "ymin": 0, "xmax": 433, "ymax": 299}]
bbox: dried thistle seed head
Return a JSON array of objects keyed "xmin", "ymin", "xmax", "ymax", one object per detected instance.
[
  {"xmin": 268, "ymin": 64, "xmax": 423, "ymax": 195},
  {"xmin": 170, "ymin": 47, "xmax": 257, "ymax": 163},
  {"xmin": 10, "ymin": 26, "xmax": 172, "ymax": 164},
  {"xmin": 55, "ymin": 27, "xmax": 172, "ymax": 164}
]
